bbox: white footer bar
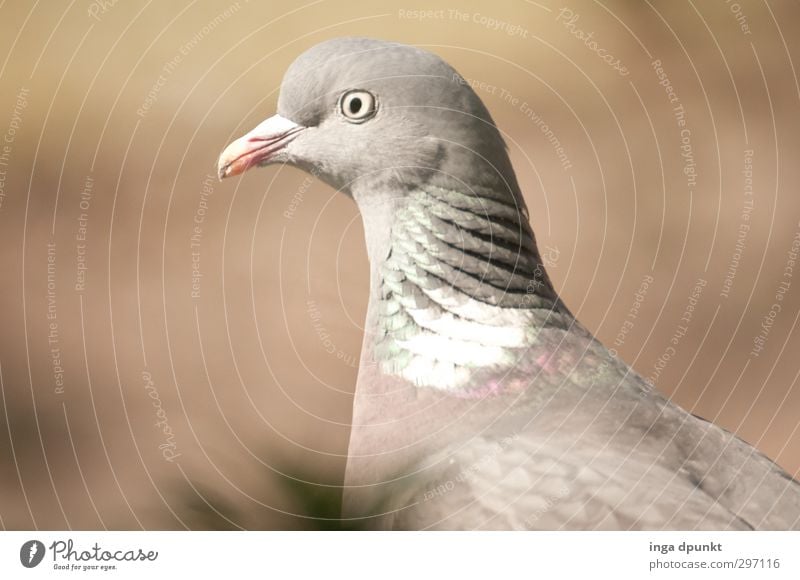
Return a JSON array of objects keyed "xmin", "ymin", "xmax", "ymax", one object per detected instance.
[{"xmin": 1, "ymin": 531, "xmax": 797, "ymax": 578}]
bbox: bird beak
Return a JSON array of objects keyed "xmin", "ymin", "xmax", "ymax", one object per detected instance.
[{"xmin": 217, "ymin": 114, "xmax": 305, "ymax": 179}]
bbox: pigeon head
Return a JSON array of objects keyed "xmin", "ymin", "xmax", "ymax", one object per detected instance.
[
  {"xmin": 218, "ymin": 37, "xmax": 521, "ymax": 199},
  {"xmin": 219, "ymin": 37, "xmax": 563, "ymax": 393}
]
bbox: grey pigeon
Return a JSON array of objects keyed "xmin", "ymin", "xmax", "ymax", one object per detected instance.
[{"xmin": 218, "ymin": 37, "xmax": 800, "ymax": 530}]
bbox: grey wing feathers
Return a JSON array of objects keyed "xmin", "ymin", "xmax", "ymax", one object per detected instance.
[{"xmin": 389, "ymin": 411, "xmax": 800, "ymax": 530}]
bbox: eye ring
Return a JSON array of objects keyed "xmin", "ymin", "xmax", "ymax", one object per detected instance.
[{"xmin": 339, "ymin": 90, "xmax": 377, "ymax": 123}]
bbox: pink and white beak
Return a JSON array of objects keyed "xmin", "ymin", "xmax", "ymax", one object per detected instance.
[{"xmin": 218, "ymin": 114, "xmax": 305, "ymax": 179}]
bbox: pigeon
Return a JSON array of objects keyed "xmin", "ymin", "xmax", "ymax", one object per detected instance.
[{"xmin": 218, "ymin": 37, "xmax": 800, "ymax": 530}]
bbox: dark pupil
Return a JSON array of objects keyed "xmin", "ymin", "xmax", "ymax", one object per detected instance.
[{"xmin": 349, "ymin": 97, "xmax": 362, "ymax": 115}]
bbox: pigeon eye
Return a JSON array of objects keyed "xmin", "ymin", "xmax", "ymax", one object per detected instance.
[{"xmin": 339, "ymin": 90, "xmax": 377, "ymax": 122}]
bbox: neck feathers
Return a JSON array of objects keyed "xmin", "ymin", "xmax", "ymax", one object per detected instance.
[{"xmin": 362, "ymin": 186, "xmax": 572, "ymax": 393}]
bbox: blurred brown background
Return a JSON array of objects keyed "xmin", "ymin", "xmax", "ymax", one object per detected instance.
[{"xmin": 1, "ymin": 0, "xmax": 799, "ymax": 529}]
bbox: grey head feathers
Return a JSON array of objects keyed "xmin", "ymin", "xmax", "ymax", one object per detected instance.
[{"xmin": 277, "ymin": 37, "xmax": 525, "ymax": 208}]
